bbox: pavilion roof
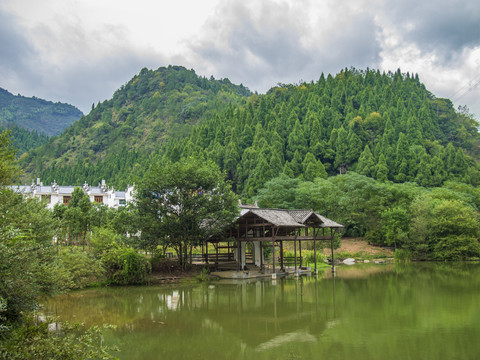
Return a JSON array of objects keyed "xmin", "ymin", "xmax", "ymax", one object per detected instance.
[{"xmin": 238, "ymin": 207, "xmax": 343, "ymax": 229}]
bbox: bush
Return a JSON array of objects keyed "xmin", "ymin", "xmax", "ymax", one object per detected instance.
[
  {"xmin": 100, "ymin": 246, "xmax": 151, "ymax": 285},
  {"xmin": 394, "ymin": 248, "xmax": 412, "ymax": 262},
  {"xmin": 0, "ymin": 314, "xmax": 117, "ymax": 359},
  {"xmin": 59, "ymin": 250, "xmax": 105, "ymax": 289},
  {"xmin": 302, "ymin": 250, "xmax": 326, "ymax": 264},
  {"xmin": 89, "ymin": 227, "xmax": 122, "ymax": 258}
]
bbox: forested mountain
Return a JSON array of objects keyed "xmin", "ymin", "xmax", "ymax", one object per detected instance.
[
  {"xmin": 0, "ymin": 125, "xmax": 49, "ymax": 155},
  {"xmin": 21, "ymin": 66, "xmax": 252, "ymax": 186},
  {"xmin": 0, "ymin": 88, "xmax": 83, "ymax": 136},
  {"xmin": 21, "ymin": 66, "xmax": 480, "ymax": 198}
]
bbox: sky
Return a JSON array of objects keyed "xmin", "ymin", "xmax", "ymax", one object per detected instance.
[{"xmin": 1, "ymin": 0, "xmax": 479, "ymax": 118}]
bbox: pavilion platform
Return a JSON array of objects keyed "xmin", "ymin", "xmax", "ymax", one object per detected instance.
[{"xmin": 210, "ymin": 266, "xmax": 313, "ymax": 280}]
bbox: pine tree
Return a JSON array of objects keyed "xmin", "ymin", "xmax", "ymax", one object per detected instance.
[
  {"xmin": 286, "ymin": 119, "xmax": 308, "ymax": 161},
  {"xmin": 333, "ymin": 126, "xmax": 348, "ymax": 169},
  {"xmin": 376, "ymin": 153, "xmax": 389, "ymax": 182},
  {"xmin": 346, "ymin": 127, "xmax": 363, "ymax": 164},
  {"xmin": 357, "ymin": 145, "xmax": 376, "ymax": 177}
]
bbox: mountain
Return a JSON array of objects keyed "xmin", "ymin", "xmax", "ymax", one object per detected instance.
[
  {"xmin": 20, "ymin": 65, "xmax": 252, "ymax": 186},
  {"xmin": 20, "ymin": 66, "xmax": 480, "ymax": 197},
  {"xmin": 1, "ymin": 125, "xmax": 49, "ymax": 155},
  {"xmin": 0, "ymin": 88, "xmax": 83, "ymax": 136}
]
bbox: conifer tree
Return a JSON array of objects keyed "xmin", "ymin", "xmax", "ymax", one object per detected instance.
[
  {"xmin": 376, "ymin": 153, "xmax": 389, "ymax": 182},
  {"xmin": 333, "ymin": 126, "xmax": 348, "ymax": 170},
  {"xmin": 357, "ymin": 145, "xmax": 376, "ymax": 177},
  {"xmin": 286, "ymin": 119, "xmax": 308, "ymax": 161},
  {"xmin": 346, "ymin": 127, "xmax": 363, "ymax": 164}
]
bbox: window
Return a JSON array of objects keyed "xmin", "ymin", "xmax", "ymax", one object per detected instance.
[
  {"xmin": 63, "ymin": 196, "xmax": 71, "ymax": 205},
  {"xmin": 94, "ymin": 196, "xmax": 103, "ymax": 203},
  {"xmin": 119, "ymin": 199, "xmax": 126, "ymax": 205},
  {"xmin": 41, "ymin": 194, "xmax": 51, "ymax": 203}
]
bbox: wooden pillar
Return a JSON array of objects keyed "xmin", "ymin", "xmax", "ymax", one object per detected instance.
[
  {"xmin": 272, "ymin": 226, "xmax": 276, "ymax": 274},
  {"xmin": 238, "ymin": 239, "xmax": 242, "ymax": 271},
  {"xmin": 205, "ymin": 241, "xmax": 209, "ymax": 264},
  {"xmin": 280, "ymin": 240, "xmax": 284, "ymax": 271},
  {"xmin": 260, "ymin": 241, "xmax": 264, "ymax": 270},
  {"xmin": 330, "ymin": 228, "xmax": 335, "ymax": 272},
  {"xmin": 294, "ymin": 234, "xmax": 297, "ymax": 271},
  {"xmin": 299, "ymin": 240, "xmax": 302, "ymax": 268},
  {"xmin": 313, "ymin": 226, "xmax": 317, "ymax": 273}
]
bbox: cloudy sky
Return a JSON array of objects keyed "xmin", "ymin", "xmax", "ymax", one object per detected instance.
[{"xmin": 1, "ymin": 0, "xmax": 479, "ymax": 118}]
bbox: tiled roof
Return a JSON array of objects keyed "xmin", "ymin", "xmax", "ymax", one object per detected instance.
[
  {"xmin": 250, "ymin": 209, "xmax": 304, "ymax": 227},
  {"xmin": 239, "ymin": 208, "xmax": 343, "ymax": 228}
]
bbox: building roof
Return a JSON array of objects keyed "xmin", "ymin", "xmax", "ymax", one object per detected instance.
[
  {"xmin": 249, "ymin": 209, "xmax": 304, "ymax": 227},
  {"xmin": 239, "ymin": 208, "xmax": 343, "ymax": 228}
]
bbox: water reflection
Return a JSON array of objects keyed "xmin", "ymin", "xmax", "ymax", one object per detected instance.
[{"xmin": 42, "ymin": 263, "xmax": 480, "ymax": 360}]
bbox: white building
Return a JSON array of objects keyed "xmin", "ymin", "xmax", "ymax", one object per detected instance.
[{"xmin": 9, "ymin": 178, "xmax": 134, "ymax": 209}]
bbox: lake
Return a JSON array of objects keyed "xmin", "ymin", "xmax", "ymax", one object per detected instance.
[{"xmin": 42, "ymin": 262, "xmax": 480, "ymax": 359}]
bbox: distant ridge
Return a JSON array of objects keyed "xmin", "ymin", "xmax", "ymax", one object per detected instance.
[{"xmin": 0, "ymin": 87, "xmax": 83, "ymax": 136}]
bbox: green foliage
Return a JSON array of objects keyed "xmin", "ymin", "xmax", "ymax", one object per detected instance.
[
  {"xmin": 381, "ymin": 207, "xmax": 410, "ymax": 248},
  {"xmin": 100, "ymin": 245, "xmax": 151, "ymax": 285},
  {"xmin": 302, "ymin": 249, "xmax": 326, "ymax": 264},
  {"xmin": 137, "ymin": 157, "xmax": 238, "ymax": 269},
  {"xmin": 0, "ymin": 87, "xmax": 82, "ymax": 136},
  {"xmin": 0, "ymin": 137, "xmax": 117, "ymax": 356},
  {"xmin": 0, "ymin": 125, "xmax": 49, "ymax": 155},
  {"xmin": 19, "ymin": 67, "xmax": 480, "ymax": 197},
  {"xmin": 256, "ymin": 171, "xmax": 480, "ymax": 260},
  {"xmin": 256, "ymin": 174, "xmax": 300, "ymax": 208},
  {"xmin": 429, "ymin": 200, "xmax": 480, "ymax": 260},
  {"xmin": 0, "ymin": 315, "xmax": 117, "ymax": 359},
  {"xmin": 22, "ymin": 66, "xmax": 250, "ymax": 188},
  {"xmin": 0, "ymin": 130, "xmax": 20, "ymax": 186},
  {"xmin": 393, "ymin": 248, "xmax": 412, "ymax": 262},
  {"xmin": 89, "ymin": 227, "xmax": 123, "ymax": 258},
  {"xmin": 59, "ymin": 250, "xmax": 105, "ymax": 289}
]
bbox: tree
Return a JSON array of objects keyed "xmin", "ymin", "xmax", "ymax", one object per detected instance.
[
  {"xmin": 376, "ymin": 153, "xmax": 389, "ymax": 182},
  {"xmin": 58, "ymin": 187, "xmax": 94, "ymax": 248},
  {"xmin": 429, "ymin": 200, "xmax": 480, "ymax": 260},
  {"xmin": 381, "ymin": 207, "xmax": 410, "ymax": 249},
  {"xmin": 256, "ymin": 174, "xmax": 301, "ymax": 209},
  {"xmin": 302, "ymin": 152, "xmax": 327, "ymax": 181},
  {"xmin": 357, "ymin": 145, "xmax": 376, "ymax": 178},
  {"xmin": 0, "ymin": 130, "xmax": 19, "ymax": 187},
  {"xmin": 0, "ymin": 137, "xmax": 63, "ymax": 324},
  {"xmin": 136, "ymin": 158, "xmax": 238, "ymax": 269}
]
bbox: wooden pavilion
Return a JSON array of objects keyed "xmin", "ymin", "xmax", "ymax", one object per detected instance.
[{"xmin": 205, "ymin": 203, "xmax": 344, "ymax": 274}]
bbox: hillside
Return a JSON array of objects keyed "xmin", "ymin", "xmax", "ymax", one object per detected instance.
[
  {"xmin": 21, "ymin": 67, "xmax": 480, "ymax": 195},
  {"xmin": 21, "ymin": 65, "xmax": 252, "ymax": 186},
  {"xmin": 0, "ymin": 88, "xmax": 83, "ymax": 136},
  {"xmin": 0, "ymin": 125, "xmax": 49, "ymax": 156}
]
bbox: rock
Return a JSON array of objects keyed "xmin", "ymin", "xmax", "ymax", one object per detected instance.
[
  {"xmin": 343, "ymin": 258, "xmax": 356, "ymax": 265},
  {"xmin": 364, "ymin": 260, "xmax": 370, "ymax": 263},
  {"xmin": 374, "ymin": 259, "xmax": 386, "ymax": 264}
]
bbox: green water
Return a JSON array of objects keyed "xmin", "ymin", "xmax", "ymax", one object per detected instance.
[{"xmin": 42, "ymin": 262, "xmax": 480, "ymax": 359}]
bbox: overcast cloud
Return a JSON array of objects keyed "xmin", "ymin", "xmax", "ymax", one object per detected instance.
[{"xmin": 0, "ymin": 0, "xmax": 479, "ymax": 118}]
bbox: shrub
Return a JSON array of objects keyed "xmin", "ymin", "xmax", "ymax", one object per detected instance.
[
  {"xmin": 89, "ymin": 227, "xmax": 122, "ymax": 258},
  {"xmin": 100, "ymin": 246, "xmax": 151, "ymax": 285},
  {"xmin": 302, "ymin": 250, "xmax": 326, "ymax": 264},
  {"xmin": 60, "ymin": 250, "xmax": 105, "ymax": 289},
  {"xmin": 0, "ymin": 314, "xmax": 117, "ymax": 359},
  {"xmin": 394, "ymin": 248, "xmax": 412, "ymax": 262}
]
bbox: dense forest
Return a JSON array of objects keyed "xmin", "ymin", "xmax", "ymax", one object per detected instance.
[
  {"xmin": 0, "ymin": 124, "xmax": 49, "ymax": 155},
  {"xmin": 21, "ymin": 66, "xmax": 251, "ymax": 187},
  {"xmin": 0, "ymin": 87, "xmax": 83, "ymax": 136},
  {"xmin": 22, "ymin": 66, "xmax": 480, "ymax": 196}
]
